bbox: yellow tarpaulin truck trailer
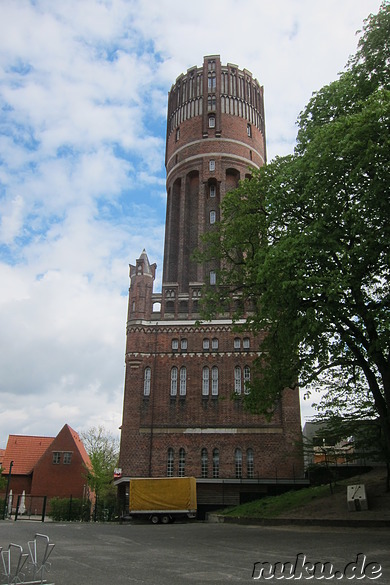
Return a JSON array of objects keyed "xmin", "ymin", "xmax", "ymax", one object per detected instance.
[{"xmin": 127, "ymin": 477, "xmax": 197, "ymax": 524}]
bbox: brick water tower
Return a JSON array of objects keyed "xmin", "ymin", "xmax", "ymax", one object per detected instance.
[{"xmin": 116, "ymin": 56, "xmax": 305, "ymax": 516}]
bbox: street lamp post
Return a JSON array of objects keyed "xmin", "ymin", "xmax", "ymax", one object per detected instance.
[{"xmin": 2, "ymin": 460, "xmax": 14, "ymax": 520}]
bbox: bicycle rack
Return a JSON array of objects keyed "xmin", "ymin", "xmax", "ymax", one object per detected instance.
[{"xmin": 1, "ymin": 534, "xmax": 55, "ymax": 585}]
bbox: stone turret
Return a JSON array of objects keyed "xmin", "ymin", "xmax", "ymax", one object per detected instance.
[{"xmin": 127, "ymin": 249, "xmax": 156, "ymax": 322}]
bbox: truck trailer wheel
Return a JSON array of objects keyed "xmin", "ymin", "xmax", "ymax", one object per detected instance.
[
  {"xmin": 150, "ymin": 515, "xmax": 160, "ymax": 524},
  {"xmin": 161, "ymin": 514, "xmax": 171, "ymax": 524}
]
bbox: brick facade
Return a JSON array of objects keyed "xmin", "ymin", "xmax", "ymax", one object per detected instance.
[
  {"xmin": 1, "ymin": 425, "xmax": 92, "ymax": 513},
  {"xmin": 117, "ymin": 56, "xmax": 305, "ymax": 514}
]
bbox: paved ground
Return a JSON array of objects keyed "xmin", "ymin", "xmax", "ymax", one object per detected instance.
[{"xmin": 0, "ymin": 519, "xmax": 389, "ymax": 584}]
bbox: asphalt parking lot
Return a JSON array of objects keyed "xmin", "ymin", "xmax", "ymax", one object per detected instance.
[{"xmin": 1, "ymin": 519, "xmax": 389, "ymax": 584}]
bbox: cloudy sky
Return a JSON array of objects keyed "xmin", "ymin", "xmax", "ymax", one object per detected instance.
[{"xmin": 0, "ymin": 0, "xmax": 383, "ymax": 447}]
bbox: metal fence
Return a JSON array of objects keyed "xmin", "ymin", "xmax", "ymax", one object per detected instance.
[
  {"xmin": 1, "ymin": 533, "xmax": 55, "ymax": 585},
  {"xmin": 14, "ymin": 496, "xmax": 47, "ymax": 523}
]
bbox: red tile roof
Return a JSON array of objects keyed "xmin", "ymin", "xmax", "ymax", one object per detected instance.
[
  {"xmin": 2, "ymin": 435, "xmax": 54, "ymax": 476},
  {"xmin": 61, "ymin": 424, "xmax": 92, "ymax": 470}
]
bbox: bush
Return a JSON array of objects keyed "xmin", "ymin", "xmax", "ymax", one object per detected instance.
[
  {"xmin": 92, "ymin": 492, "xmax": 118, "ymax": 522},
  {"xmin": 49, "ymin": 497, "xmax": 91, "ymax": 521}
]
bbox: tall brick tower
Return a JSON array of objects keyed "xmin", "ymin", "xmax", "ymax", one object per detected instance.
[{"xmin": 116, "ymin": 56, "xmax": 305, "ymax": 516}]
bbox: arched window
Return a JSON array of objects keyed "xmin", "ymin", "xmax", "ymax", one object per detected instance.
[
  {"xmin": 167, "ymin": 448, "xmax": 174, "ymax": 477},
  {"xmin": 244, "ymin": 365, "xmax": 251, "ymax": 394},
  {"xmin": 178, "ymin": 448, "xmax": 186, "ymax": 477},
  {"xmin": 201, "ymin": 448, "xmax": 208, "ymax": 478},
  {"xmin": 235, "ymin": 448, "xmax": 243, "ymax": 479},
  {"xmin": 211, "ymin": 338, "xmax": 219, "ymax": 350},
  {"xmin": 210, "ymin": 270, "xmax": 216, "ymax": 285},
  {"xmin": 170, "ymin": 367, "xmax": 178, "ymax": 396},
  {"xmin": 234, "ymin": 337, "xmax": 241, "ymax": 349},
  {"xmin": 211, "ymin": 366, "xmax": 218, "ymax": 396},
  {"xmin": 210, "ymin": 210, "xmax": 216, "ymax": 224},
  {"xmin": 209, "ymin": 184, "xmax": 216, "ymax": 198},
  {"xmin": 202, "ymin": 367, "xmax": 209, "ymax": 396},
  {"xmin": 203, "ymin": 338, "xmax": 210, "ymax": 350},
  {"xmin": 247, "ymin": 448, "xmax": 254, "ymax": 478},
  {"xmin": 213, "ymin": 448, "xmax": 220, "ymax": 478},
  {"xmin": 143, "ymin": 367, "xmax": 151, "ymax": 396},
  {"xmin": 234, "ymin": 366, "xmax": 242, "ymax": 394},
  {"xmin": 180, "ymin": 367, "xmax": 187, "ymax": 396}
]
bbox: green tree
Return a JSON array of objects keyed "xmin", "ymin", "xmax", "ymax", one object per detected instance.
[
  {"xmin": 311, "ymin": 367, "xmax": 387, "ymax": 462},
  {"xmin": 197, "ymin": 3, "xmax": 390, "ymax": 466},
  {"xmin": 81, "ymin": 426, "xmax": 119, "ymax": 519}
]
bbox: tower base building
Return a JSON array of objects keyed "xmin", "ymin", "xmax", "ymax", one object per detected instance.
[{"xmin": 117, "ymin": 56, "xmax": 306, "ymax": 517}]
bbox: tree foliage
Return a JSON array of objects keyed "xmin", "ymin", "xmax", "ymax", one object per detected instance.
[
  {"xmin": 197, "ymin": 3, "xmax": 390, "ymax": 459},
  {"xmin": 311, "ymin": 366, "xmax": 387, "ymax": 463},
  {"xmin": 81, "ymin": 426, "xmax": 119, "ymax": 503}
]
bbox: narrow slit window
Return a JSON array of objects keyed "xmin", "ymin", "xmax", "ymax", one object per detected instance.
[
  {"xmin": 211, "ymin": 366, "xmax": 218, "ymax": 396},
  {"xmin": 235, "ymin": 448, "xmax": 243, "ymax": 479},
  {"xmin": 202, "ymin": 366, "xmax": 210, "ymax": 396},
  {"xmin": 247, "ymin": 448, "xmax": 254, "ymax": 478},
  {"xmin": 201, "ymin": 448, "xmax": 208, "ymax": 478},
  {"xmin": 178, "ymin": 448, "xmax": 186, "ymax": 477},
  {"xmin": 244, "ymin": 365, "xmax": 251, "ymax": 394},
  {"xmin": 171, "ymin": 367, "xmax": 178, "ymax": 396},
  {"xmin": 167, "ymin": 448, "xmax": 174, "ymax": 477},
  {"xmin": 213, "ymin": 448, "xmax": 220, "ymax": 478},
  {"xmin": 144, "ymin": 367, "xmax": 151, "ymax": 396},
  {"xmin": 180, "ymin": 367, "xmax": 187, "ymax": 396},
  {"xmin": 234, "ymin": 366, "xmax": 242, "ymax": 394}
]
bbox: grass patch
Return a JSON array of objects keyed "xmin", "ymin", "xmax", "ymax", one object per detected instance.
[{"xmin": 220, "ymin": 483, "xmax": 341, "ymax": 519}]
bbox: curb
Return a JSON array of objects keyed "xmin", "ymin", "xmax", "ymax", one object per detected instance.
[{"xmin": 207, "ymin": 514, "xmax": 390, "ymax": 528}]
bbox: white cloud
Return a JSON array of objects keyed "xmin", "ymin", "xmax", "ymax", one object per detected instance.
[
  {"xmin": 0, "ymin": 195, "xmax": 25, "ymax": 244},
  {"xmin": 0, "ymin": 0, "xmax": 383, "ymax": 445}
]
